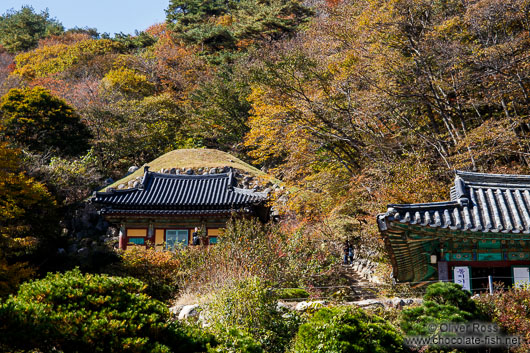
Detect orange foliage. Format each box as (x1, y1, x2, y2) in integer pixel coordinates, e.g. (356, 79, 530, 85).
(37, 33, 92, 48)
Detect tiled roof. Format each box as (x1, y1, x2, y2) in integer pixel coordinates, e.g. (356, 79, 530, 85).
(92, 167, 267, 214)
(378, 171, 530, 234)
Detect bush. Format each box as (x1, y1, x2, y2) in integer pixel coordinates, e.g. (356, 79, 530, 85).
(207, 276, 302, 353)
(176, 217, 334, 295)
(0, 268, 212, 352)
(400, 282, 480, 337)
(207, 328, 264, 353)
(423, 282, 478, 314)
(107, 246, 181, 301)
(475, 285, 530, 353)
(292, 306, 407, 353)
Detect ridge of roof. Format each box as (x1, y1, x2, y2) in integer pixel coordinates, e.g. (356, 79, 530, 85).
(146, 171, 232, 180)
(387, 200, 463, 211)
(456, 170, 530, 186)
(95, 168, 236, 197)
(233, 187, 268, 198)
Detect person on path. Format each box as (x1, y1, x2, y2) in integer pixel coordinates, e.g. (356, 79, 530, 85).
(343, 240, 351, 265)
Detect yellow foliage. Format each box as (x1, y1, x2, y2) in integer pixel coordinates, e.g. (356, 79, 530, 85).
(100, 66, 154, 98)
(216, 14, 234, 27)
(13, 39, 124, 79)
(0, 144, 56, 295)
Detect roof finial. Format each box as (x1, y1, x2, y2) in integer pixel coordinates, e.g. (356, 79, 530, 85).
(144, 165, 150, 173)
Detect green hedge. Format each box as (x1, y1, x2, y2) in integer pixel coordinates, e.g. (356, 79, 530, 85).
(0, 269, 212, 352)
(292, 306, 407, 353)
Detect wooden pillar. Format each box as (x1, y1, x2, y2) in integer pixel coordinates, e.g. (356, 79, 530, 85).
(118, 224, 126, 250)
(147, 222, 154, 246)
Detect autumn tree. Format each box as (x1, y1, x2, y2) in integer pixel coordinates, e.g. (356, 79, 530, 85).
(0, 143, 59, 296)
(85, 93, 190, 174)
(0, 87, 91, 157)
(0, 6, 63, 53)
(166, 0, 237, 52)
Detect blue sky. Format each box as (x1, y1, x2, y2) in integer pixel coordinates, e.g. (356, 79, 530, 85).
(1, 0, 170, 35)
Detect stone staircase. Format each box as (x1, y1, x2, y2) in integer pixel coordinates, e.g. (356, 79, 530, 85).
(337, 263, 380, 300)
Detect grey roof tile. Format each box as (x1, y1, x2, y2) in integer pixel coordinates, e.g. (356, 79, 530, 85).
(93, 168, 267, 213)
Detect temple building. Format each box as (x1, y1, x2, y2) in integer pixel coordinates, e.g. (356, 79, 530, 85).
(92, 166, 268, 250)
(377, 171, 530, 291)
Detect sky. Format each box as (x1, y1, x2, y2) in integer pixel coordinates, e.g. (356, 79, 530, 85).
(1, 0, 170, 35)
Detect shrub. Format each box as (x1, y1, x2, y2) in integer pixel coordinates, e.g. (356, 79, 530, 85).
(176, 217, 334, 295)
(0, 268, 212, 352)
(423, 282, 478, 314)
(400, 282, 480, 337)
(475, 286, 530, 353)
(107, 246, 181, 301)
(207, 276, 302, 353)
(292, 306, 407, 353)
(207, 328, 264, 353)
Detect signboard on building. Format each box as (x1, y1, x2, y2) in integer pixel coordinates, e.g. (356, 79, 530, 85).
(453, 266, 471, 291)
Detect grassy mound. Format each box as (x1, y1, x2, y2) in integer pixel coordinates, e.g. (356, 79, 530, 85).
(105, 148, 265, 190)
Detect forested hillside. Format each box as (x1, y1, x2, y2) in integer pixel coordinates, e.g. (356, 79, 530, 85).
(1, 0, 530, 352)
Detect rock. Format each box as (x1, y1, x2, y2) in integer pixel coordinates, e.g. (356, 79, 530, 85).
(222, 166, 230, 173)
(383, 298, 420, 309)
(127, 180, 135, 187)
(263, 188, 272, 194)
(277, 302, 290, 311)
(353, 299, 384, 308)
(128, 166, 139, 173)
(169, 305, 185, 316)
(178, 304, 200, 320)
(185, 169, 194, 175)
(412, 298, 423, 305)
(198, 168, 203, 173)
(68, 244, 78, 254)
(132, 181, 140, 188)
(175, 168, 181, 174)
(104, 178, 114, 186)
(209, 168, 217, 174)
(95, 218, 107, 232)
(295, 301, 326, 312)
(198, 310, 212, 328)
(77, 247, 89, 256)
(229, 159, 234, 163)
(390, 298, 406, 309)
(117, 184, 126, 190)
(170, 168, 177, 174)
